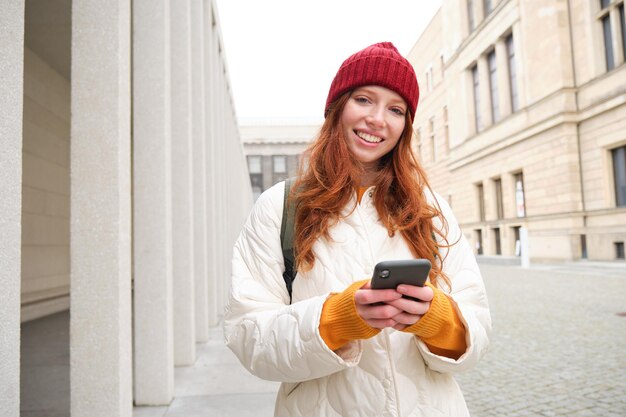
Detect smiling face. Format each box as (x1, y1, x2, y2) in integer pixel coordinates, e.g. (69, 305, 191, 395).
(340, 85, 407, 180)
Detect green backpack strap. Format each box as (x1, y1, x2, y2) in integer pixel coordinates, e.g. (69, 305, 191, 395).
(280, 177, 297, 303)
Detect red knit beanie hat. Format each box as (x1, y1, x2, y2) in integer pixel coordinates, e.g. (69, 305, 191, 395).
(324, 42, 419, 119)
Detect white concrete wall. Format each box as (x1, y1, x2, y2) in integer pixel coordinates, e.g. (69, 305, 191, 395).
(0, 3, 24, 416)
(21, 47, 71, 322)
(70, 0, 133, 416)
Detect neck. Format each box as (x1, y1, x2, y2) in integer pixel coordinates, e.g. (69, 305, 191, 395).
(359, 162, 380, 187)
(359, 173, 376, 187)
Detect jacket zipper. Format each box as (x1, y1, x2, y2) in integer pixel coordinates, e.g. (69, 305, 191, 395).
(360, 189, 403, 416)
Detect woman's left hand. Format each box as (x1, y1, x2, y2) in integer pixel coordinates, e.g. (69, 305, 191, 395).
(385, 284, 434, 331)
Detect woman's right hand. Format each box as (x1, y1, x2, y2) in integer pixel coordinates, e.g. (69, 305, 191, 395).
(354, 281, 404, 329)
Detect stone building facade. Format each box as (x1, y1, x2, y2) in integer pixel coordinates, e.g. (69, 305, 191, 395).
(408, 0, 626, 262)
(0, 1, 251, 416)
(240, 124, 320, 200)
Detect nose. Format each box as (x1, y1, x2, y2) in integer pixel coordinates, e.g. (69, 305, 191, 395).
(365, 106, 386, 129)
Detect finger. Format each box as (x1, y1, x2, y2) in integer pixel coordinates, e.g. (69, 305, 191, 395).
(363, 318, 398, 329)
(356, 303, 403, 320)
(392, 323, 408, 331)
(396, 284, 434, 302)
(360, 281, 372, 290)
(354, 288, 402, 306)
(392, 312, 420, 326)
(386, 298, 430, 316)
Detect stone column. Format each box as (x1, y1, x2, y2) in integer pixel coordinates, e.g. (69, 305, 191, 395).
(0, 3, 24, 417)
(483, 177, 495, 222)
(171, 0, 196, 366)
(464, 68, 478, 135)
(216, 69, 228, 317)
(191, 0, 209, 343)
(133, 0, 174, 405)
(511, 23, 526, 110)
(502, 172, 516, 219)
(477, 55, 492, 129)
(70, 1, 133, 416)
(204, 0, 220, 326)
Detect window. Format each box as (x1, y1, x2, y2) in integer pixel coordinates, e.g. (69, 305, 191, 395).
(616, 241, 625, 259)
(618, 3, 626, 60)
(472, 64, 482, 132)
(468, 0, 476, 32)
(272, 155, 288, 185)
(494, 177, 503, 219)
(248, 155, 261, 174)
(484, 0, 494, 15)
(514, 172, 526, 217)
(248, 155, 264, 198)
(487, 50, 499, 123)
(443, 106, 449, 154)
(598, 0, 626, 72)
(612, 145, 626, 206)
(602, 9, 615, 70)
(429, 118, 436, 162)
(506, 34, 519, 112)
(273, 155, 287, 174)
(477, 182, 486, 221)
(493, 227, 502, 255)
(475, 229, 483, 255)
(512, 226, 521, 256)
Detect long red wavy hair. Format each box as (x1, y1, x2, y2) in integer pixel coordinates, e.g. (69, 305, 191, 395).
(291, 91, 451, 288)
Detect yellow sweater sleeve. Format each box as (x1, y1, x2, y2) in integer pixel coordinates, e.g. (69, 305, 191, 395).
(402, 283, 467, 359)
(319, 279, 380, 351)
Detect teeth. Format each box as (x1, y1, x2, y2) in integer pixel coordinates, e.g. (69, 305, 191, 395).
(356, 131, 383, 143)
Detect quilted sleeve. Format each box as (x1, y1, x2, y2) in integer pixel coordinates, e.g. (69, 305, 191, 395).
(223, 182, 363, 383)
(415, 192, 492, 373)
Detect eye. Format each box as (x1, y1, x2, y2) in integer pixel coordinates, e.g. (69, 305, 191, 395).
(390, 107, 405, 116)
(354, 96, 371, 104)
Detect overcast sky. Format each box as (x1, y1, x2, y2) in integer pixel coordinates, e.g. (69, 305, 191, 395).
(215, 0, 442, 126)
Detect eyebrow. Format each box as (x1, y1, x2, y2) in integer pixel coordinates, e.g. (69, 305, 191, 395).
(355, 87, 407, 108)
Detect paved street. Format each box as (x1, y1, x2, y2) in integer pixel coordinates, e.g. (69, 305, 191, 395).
(456, 262, 626, 417)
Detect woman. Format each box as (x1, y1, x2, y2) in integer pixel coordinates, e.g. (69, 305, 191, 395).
(224, 42, 491, 417)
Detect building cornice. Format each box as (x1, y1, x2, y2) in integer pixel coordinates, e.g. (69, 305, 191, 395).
(448, 85, 626, 171)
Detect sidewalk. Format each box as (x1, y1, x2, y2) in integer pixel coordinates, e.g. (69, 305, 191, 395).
(477, 255, 626, 278)
(133, 327, 279, 417)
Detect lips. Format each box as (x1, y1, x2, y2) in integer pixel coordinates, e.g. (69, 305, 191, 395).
(355, 130, 383, 143)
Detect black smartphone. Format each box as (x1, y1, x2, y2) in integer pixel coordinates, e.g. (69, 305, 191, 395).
(370, 259, 431, 300)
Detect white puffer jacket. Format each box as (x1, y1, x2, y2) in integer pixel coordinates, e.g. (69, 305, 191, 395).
(224, 181, 491, 417)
